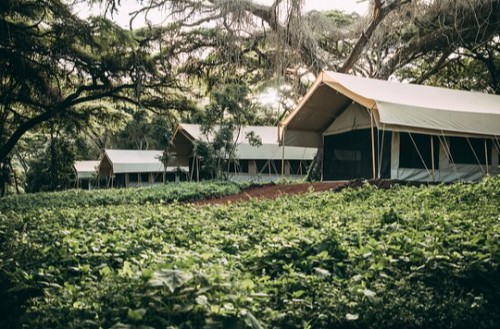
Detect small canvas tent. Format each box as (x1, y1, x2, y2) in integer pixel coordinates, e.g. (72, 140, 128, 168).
(280, 72, 500, 182)
(73, 161, 99, 189)
(171, 124, 317, 182)
(98, 149, 188, 187)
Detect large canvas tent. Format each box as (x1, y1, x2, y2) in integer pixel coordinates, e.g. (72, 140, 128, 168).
(97, 149, 188, 188)
(280, 72, 500, 182)
(171, 124, 317, 181)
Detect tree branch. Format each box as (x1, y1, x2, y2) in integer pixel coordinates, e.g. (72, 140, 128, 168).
(339, 0, 411, 74)
(413, 49, 454, 84)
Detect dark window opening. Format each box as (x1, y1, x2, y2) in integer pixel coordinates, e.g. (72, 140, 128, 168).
(256, 160, 269, 173)
(140, 173, 150, 183)
(399, 133, 439, 170)
(289, 160, 311, 175)
(166, 172, 177, 182)
(115, 174, 126, 188)
(449, 137, 491, 165)
(256, 160, 281, 175)
(154, 173, 164, 183)
(323, 129, 391, 180)
(129, 173, 139, 183)
(270, 160, 281, 174)
(227, 160, 249, 173)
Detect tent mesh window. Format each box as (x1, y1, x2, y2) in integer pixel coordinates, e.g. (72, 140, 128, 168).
(140, 173, 150, 183)
(227, 160, 249, 174)
(129, 173, 139, 183)
(166, 172, 177, 182)
(323, 129, 391, 180)
(256, 160, 281, 175)
(154, 172, 163, 183)
(271, 160, 282, 174)
(256, 160, 270, 174)
(115, 174, 126, 187)
(399, 133, 439, 170)
(289, 160, 310, 175)
(449, 137, 491, 165)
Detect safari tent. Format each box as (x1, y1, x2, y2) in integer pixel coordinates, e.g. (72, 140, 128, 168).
(279, 72, 500, 182)
(73, 160, 99, 189)
(171, 124, 317, 181)
(97, 149, 188, 188)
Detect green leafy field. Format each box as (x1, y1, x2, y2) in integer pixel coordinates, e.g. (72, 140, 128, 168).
(0, 181, 244, 212)
(1, 178, 499, 329)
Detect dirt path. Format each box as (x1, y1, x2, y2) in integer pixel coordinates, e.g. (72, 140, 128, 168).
(192, 181, 346, 206)
(191, 179, 435, 206)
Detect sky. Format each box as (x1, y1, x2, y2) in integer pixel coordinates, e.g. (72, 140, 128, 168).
(77, 0, 369, 29)
(259, 0, 369, 14)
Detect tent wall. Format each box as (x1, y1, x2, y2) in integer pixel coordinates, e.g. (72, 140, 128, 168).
(189, 156, 311, 182)
(391, 132, 438, 181)
(322, 129, 391, 181)
(317, 102, 498, 182)
(98, 156, 113, 177)
(391, 133, 498, 182)
(170, 132, 193, 168)
(324, 103, 371, 135)
(438, 136, 498, 182)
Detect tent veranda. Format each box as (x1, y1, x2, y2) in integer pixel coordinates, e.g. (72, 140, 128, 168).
(279, 72, 500, 182)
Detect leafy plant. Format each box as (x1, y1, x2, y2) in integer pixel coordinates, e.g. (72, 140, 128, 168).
(1, 176, 499, 328)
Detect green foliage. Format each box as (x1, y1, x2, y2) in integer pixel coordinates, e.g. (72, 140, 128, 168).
(192, 82, 261, 180)
(0, 181, 244, 212)
(26, 136, 76, 192)
(113, 110, 174, 151)
(193, 140, 219, 180)
(0, 0, 190, 172)
(1, 177, 500, 328)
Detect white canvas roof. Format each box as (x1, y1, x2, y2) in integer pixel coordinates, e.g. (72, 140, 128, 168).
(103, 149, 188, 174)
(178, 124, 279, 145)
(74, 161, 99, 179)
(280, 72, 500, 147)
(177, 124, 317, 160)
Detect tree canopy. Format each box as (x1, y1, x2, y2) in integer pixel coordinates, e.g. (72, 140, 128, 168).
(0, 0, 189, 165)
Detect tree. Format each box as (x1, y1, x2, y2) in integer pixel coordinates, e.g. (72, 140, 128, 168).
(120, 0, 499, 87)
(191, 83, 253, 180)
(25, 135, 75, 192)
(366, 0, 500, 87)
(0, 0, 189, 194)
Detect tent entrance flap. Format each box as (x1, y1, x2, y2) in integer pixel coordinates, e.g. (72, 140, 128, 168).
(323, 129, 391, 181)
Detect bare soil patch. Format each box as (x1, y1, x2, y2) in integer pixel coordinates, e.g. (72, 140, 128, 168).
(191, 179, 438, 206)
(192, 181, 345, 205)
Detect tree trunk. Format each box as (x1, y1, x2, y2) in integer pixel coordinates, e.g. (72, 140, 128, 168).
(50, 126, 57, 191)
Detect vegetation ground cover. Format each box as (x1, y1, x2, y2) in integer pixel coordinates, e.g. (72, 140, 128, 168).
(1, 177, 499, 328)
(0, 181, 245, 212)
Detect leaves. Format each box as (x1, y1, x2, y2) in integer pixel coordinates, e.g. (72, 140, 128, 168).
(148, 269, 193, 292)
(0, 176, 499, 328)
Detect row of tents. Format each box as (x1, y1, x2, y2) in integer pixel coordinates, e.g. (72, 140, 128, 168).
(75, 72, 500, 188)
(73, 125, 317, 189)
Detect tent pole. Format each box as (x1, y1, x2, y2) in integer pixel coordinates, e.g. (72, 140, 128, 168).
(370, 110, 376, 179)
(197, 156, 200, 182)
(431, 136, 436, 182)
(485, 139, 489, 174)
(190, 157, 194, 182)
(281, 126, 286, 178)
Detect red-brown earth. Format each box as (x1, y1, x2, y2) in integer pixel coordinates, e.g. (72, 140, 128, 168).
(191, 179, 434, 206)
